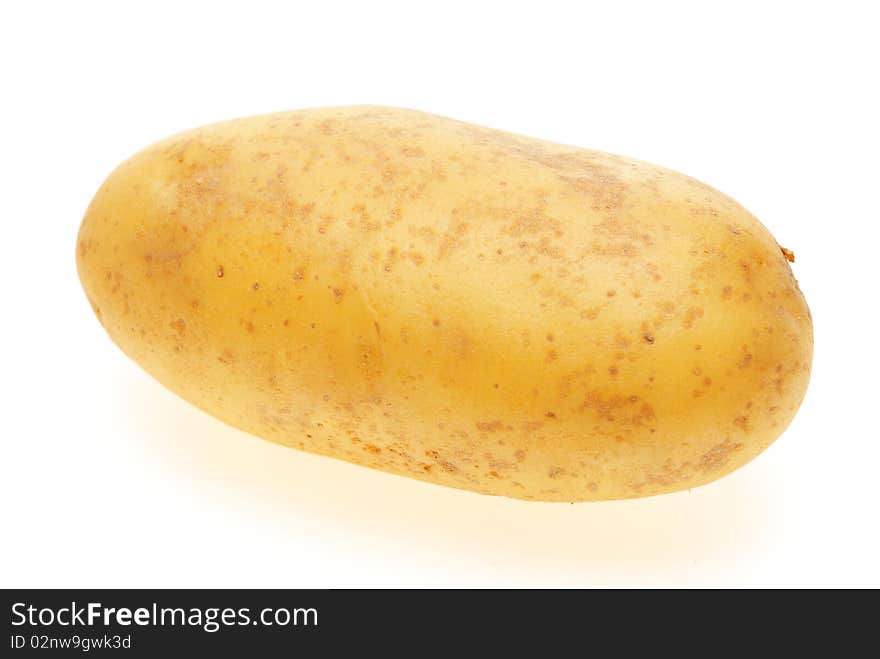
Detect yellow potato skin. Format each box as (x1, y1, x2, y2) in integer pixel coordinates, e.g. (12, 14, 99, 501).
(76, 106, 812, 501)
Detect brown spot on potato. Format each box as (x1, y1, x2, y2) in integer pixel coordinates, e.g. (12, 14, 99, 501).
(580, 392, 655, 425)
(438, 216, 470, 258)
(699, 439, 744, 472)
(476, 420, 506, 432)
(548, 466, 565, 479)
(683, 306, 704, 329)
(216, 265, 224, 278)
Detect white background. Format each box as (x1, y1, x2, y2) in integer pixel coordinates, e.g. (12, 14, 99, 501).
(2, 1, 878, 588)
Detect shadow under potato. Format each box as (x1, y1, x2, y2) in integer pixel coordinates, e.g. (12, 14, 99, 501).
(114, 366, 781, 586)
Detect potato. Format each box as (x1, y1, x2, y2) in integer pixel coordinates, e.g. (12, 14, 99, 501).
(76, 106, 812, 501)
